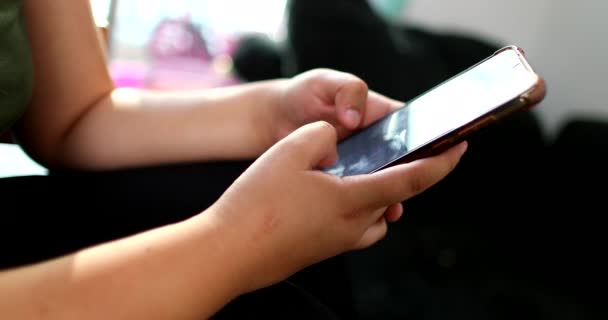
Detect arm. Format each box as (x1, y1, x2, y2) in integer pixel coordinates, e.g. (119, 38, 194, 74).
(0, 212, 249, 320)
(0, 122, 467, 319)
(15, 0, 283, 170)
(17, 0, 401, 171)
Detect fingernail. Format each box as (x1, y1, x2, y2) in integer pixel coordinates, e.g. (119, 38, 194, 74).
(345, 108, 361, 127)
(458, 141, 468, 155)
(392, 100, 406, 108)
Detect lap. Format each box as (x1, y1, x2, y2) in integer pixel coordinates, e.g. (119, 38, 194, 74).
(0, 159, 349, 318)
(0, 160, 251, 268)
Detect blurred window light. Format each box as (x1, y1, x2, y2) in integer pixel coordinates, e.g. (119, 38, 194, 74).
(91, 0, 111, 28)
(110, 0, 287, 46)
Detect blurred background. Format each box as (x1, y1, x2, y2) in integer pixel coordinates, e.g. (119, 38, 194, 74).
(92, 0, 287, 90)
(91, 0, 608, 142)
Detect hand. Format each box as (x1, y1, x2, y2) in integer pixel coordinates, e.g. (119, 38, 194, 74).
(208, 121, 467, 293)
(272, 68, 403, 142)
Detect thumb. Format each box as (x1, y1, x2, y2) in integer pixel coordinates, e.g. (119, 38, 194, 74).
(276, 121, 339, 169)
(313, 70, 369, 130)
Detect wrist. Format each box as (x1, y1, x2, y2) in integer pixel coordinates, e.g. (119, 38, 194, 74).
(260, 79, 291, 147)
(198, 200, 290, 295)
(186, 207, 260, 297)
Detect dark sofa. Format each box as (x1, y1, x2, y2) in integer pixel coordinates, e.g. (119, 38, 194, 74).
(232, 1, 608, 319)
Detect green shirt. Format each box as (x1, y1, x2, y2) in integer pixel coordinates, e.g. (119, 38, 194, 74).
(0, 0, 33, 134)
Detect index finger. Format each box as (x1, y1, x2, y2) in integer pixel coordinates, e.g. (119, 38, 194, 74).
(343, 142, 468, 209)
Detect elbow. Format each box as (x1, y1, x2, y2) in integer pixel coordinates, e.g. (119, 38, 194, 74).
(10, 126, 78, 172)
(11, 97, 113, 171)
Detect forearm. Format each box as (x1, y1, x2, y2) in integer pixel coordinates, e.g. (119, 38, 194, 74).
(0, 212, 249, 320)
(18, 0, 288, 170)
(21, 80, 286, 170)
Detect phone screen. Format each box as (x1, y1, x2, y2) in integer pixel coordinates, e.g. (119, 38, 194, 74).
(324, 48, 539, 177)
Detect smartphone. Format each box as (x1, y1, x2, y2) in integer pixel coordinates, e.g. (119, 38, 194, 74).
(324, 45, 546, 177)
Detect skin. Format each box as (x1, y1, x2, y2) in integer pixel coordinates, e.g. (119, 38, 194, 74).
(0, 0, 468, 319)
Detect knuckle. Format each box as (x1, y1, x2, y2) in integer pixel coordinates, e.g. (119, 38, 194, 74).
(313, 67, 331, 74)
(380, 223, 388, 239)
(433, 153, 460, 181)
(376, 221, 388, 241)
(338, 228, 360, 251)
(449, 152, 463, 171)
(315, 120, 338, 139)
(281, 136, 305, 156)
(307, 68, 333, 82)
(349, 78, 369, 95)
(316, 119, 333, 130)
(356, 241, 371, 250)
(404, 170, 432, 196)
(357, 222, 388, 250)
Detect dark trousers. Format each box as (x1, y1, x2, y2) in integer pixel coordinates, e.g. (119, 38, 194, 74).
(0, 160, 345, 319)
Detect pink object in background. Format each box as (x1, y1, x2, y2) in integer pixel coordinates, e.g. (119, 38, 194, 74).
(144, 15, 240, 90)
(109, 14, 241, 90)
(110, 60, 147, 88)
(104, 0, 287, 91)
